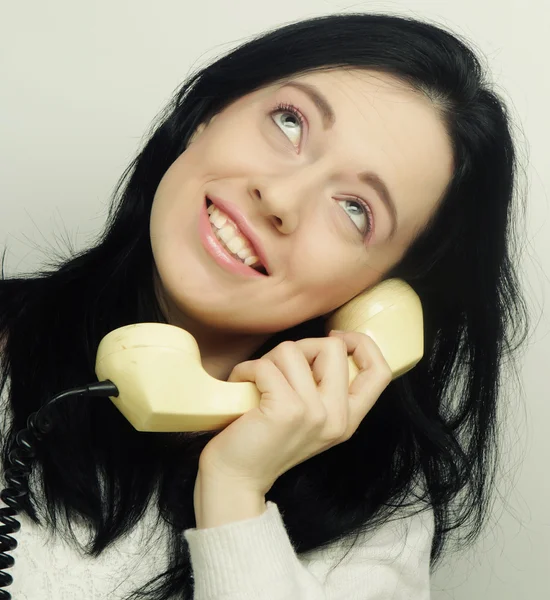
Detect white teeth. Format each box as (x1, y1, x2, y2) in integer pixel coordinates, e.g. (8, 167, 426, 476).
(213, 213, 228, 229)
(213, 228, 260, 267)
(207, 202, 263, 269)
(237, 246, 252, 259)
(226, 236, 246, 253)
(217, 224, 235, 243)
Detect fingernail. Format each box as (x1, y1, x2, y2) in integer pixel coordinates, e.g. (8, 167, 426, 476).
(329, 329, 345, 334)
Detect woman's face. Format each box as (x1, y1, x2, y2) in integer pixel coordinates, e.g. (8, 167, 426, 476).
(150, 69, 453, 334)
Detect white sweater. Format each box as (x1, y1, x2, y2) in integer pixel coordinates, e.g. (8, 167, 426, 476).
(0, 385, 434, 600)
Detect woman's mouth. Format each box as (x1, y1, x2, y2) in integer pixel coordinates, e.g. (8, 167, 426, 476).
(199, 198, 268, 278)
(206, 198, 268, 275)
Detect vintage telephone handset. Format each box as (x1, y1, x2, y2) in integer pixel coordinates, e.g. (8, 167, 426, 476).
(0, 278, 423, 597)
(95, 278, 423, 431)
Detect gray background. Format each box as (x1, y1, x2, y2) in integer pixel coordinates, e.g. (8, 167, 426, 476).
(1, 1, 548, 597)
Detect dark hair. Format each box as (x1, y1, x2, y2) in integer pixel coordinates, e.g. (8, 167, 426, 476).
(0, 12, 529, 600)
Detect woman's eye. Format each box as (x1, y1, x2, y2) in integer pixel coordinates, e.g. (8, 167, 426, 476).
(337, 198, 374, 238)
(271, 103, 305, 147)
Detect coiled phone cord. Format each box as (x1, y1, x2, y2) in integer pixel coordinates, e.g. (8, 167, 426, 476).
(0, 381, 119, 599)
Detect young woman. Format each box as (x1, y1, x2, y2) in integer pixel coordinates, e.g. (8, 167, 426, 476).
(0, 12, 528, 600)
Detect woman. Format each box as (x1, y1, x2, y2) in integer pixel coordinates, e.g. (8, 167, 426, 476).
(0, 12, 528, 600)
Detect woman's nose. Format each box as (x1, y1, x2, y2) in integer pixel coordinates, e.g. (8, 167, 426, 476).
(248, 158, 338, 234)
(249, 167, 324, 234)
(249, 185, 301, 234)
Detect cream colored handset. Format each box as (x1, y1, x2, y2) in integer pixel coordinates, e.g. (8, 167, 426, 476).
(95, 279, 423, 432)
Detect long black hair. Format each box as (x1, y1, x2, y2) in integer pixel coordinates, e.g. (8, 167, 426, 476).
(0, 12, 529, 600)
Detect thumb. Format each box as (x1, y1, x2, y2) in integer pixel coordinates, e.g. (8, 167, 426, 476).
(227, 360, 255, 383)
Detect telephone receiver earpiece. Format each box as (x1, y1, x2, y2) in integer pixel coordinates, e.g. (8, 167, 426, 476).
(95, 278, 424, 432)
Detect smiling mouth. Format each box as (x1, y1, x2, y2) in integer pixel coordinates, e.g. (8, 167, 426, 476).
(205, 198, 268, 275)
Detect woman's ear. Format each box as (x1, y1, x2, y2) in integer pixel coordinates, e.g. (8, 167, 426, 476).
(186, 115, 216, 148)
(186, 123, 206, 147)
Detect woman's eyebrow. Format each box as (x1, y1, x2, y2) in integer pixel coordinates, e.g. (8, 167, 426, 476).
(282, 81, 336, 130)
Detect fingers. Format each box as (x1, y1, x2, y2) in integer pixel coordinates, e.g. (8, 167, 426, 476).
(292, 336, 350, 398)
(270, 338, 351, 437)
(228, 359, 294, 416)
(261, 342, 320, 404)
(228, 339, 348, 417)
(228, 332, 392, 439)
(329, 330, 392, 429)
(227, 358, 287, 391)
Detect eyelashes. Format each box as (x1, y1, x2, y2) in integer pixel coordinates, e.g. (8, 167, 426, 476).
(270, 102, 306, 131)
(268, 101, 374, 240)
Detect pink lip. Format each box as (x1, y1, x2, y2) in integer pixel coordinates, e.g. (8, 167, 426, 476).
(206, 194, 271, 275)
(199, 199, 267, 279)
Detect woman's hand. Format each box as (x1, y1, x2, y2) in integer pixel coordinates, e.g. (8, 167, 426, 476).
(197, 330, 392, 497)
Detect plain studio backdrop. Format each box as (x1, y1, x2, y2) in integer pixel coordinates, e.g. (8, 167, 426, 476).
(1, 1, 548, 598)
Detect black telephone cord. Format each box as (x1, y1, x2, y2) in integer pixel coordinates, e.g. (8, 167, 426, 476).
(0, 381, 119, 599)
